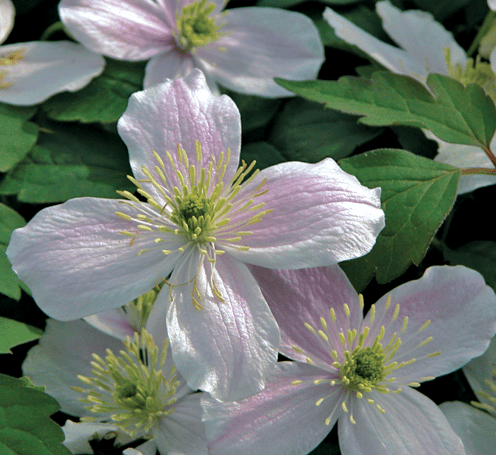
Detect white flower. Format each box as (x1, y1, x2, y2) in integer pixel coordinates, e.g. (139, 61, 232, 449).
(0, 0, 104, 105)
(324, 1, 496, 194)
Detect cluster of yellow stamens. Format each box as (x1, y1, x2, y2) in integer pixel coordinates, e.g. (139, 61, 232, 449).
(120, 288, 159, 332)
(0, 48, 24, 88)
(471, 369, 496, 416)
(74, 330, 178, 437)
(115, 141, 271, 309)
(291, 296, 440, 426)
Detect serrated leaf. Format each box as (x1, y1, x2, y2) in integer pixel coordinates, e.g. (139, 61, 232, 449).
(0, 123, 134, 203)
(444, 241, 496, 291)
(0, 104, 38, 172)
(0, 374, 71, 455)
(270, 98, 381, 162)
(339, 149, 460, 290)
(42, 59, 145, 123)
(0, 204, 26, 300)
(277, 72, 496, 150)
(0, 317, 43, 354)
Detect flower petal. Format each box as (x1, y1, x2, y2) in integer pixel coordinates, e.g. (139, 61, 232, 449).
(440, 401, 496, 455)
(22, 319, 123, 417)
(0, 0, 15, 44)
(59, 0, 173, 60)
(375, 1, 466, 74)
(0, 41, 104, 106)
(489, 0, 496, 11)
(163, 252, 280, 401)
(203, 362, 341, 455)
(463, 333, 496, 410)
(83, 307, 136, 340)
(143, 49, 194, 88)
(248, 265, 361, 369)
(363, 266, 496, 383)
(117, 68, 241, 201)
(6, 197, 183, 320)
(153, 393, 208, 455)
(224, 158, 384, 269)
(340, 387, 464, 455)
(196, 7, 324, 97)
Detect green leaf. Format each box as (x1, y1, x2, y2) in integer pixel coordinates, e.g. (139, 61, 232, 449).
(270, 98, 381, 162)
(0, 123, 134, 203)
(0, 317, 43, 354)
(241, 142, 287, 170)
(277, 72, 496, 150)
(0, 204, 26, 300)
(0, 374, 71, 455)
(412, 0, 473, 21)
(42, 59, 145, 123)
(0, 104, 38, 172)
(257, 0, 363, 6)
(339, 149, 461, 290)
(444, 241, 496, 292)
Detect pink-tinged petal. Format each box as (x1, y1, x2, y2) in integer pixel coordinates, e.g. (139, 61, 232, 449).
(164, 252, 280, 401)
(117, 69, 241, 200)
(6, 197, 183, 320)
(339, 388, 464, 455)
(376, 1, 466, 75)
(248, 265, 361, 368)
(196, 7, 324, 97)
(143, 49, 194, 88)
(63, 421, 157, 455)
(224, 159, 384, 269)
(153, 393, 208, 455)
(84, 307, 135, 340)
(463, 334, 496, 409)
(363, 266, 496, 384)
(22, 319, 123, 417)
(440, 401, 496, 455)
(204, 362, 342, 455)
(0, 0, 14, 44)
(59, 0, 173, 60)
(0, 41, 104, 106)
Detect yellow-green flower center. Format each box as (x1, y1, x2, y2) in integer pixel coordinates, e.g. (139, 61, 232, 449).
(445, 48, 496, 102)
(176, 0, 225, 53)
(75, 330, 178, 437)
(341, 346, 386, 390)
(121, 288, 158, 332)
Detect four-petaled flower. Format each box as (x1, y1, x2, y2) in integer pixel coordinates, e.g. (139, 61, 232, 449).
(7, 68, 385, 402)
(324, 0, 496, 195)
(59, 0, 324, 96)
(203, 265, 496, 455)
(0, 0, 104, 105)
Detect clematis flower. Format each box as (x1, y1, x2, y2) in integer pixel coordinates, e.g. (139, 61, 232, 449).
(324, 1, 496, 194)
(203, 265, 496, 455)
(58, 0, 324, 97)
(0, 0, 104, 105)
(23, 303, 210, 454)
(7, 69, 384, 402)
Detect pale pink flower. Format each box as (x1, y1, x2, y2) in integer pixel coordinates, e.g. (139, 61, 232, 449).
(58, 0, 324, 96)
(0, 0, 104, 105)
(203, 265, 496, 455)
(324, 1, 496, 195)
(7, 69, 384, 401)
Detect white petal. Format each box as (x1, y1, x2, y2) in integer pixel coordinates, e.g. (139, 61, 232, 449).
(224, 158, 384, 269)
(153, 393, 208, 455)
(197, 7, 324, 97)
(363, 266, 496, 384)
(0, 41, 105, 105)
(203, 362, 341, 455)
(0, 0, 14, 44)
(22, 319, 123, 417)
(339, 388, 464, 455)
(143, 50, 194, 88)
(248, 265, 361, 369)
(117, 68, 241, 201)
(440, 401, 496, 455)
(489, 0, 496, 11)
(376, 1, 466, 75)
(6, 197, 183, 320)
(164, 252, 280, 401)
(83, 307, 136, 340)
